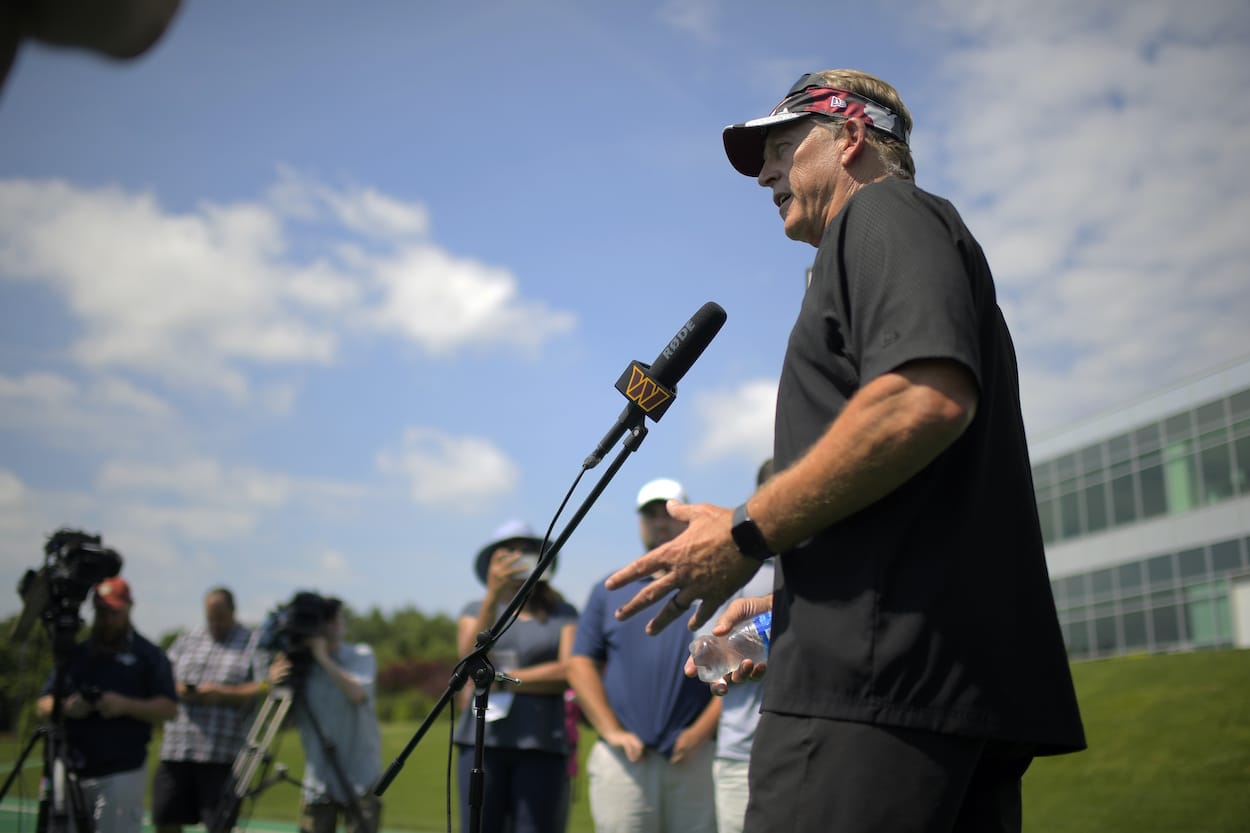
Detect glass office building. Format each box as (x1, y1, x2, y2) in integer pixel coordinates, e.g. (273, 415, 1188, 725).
(1031, 357, 1250, 660)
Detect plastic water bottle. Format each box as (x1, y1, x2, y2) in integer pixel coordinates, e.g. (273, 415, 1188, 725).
(688, 612, 772, 683)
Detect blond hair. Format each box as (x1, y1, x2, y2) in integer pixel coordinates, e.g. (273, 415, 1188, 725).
(809, 69, 915, 181)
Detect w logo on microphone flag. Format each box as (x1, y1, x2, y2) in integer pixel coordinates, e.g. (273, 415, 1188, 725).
(616, 362, 675, 418)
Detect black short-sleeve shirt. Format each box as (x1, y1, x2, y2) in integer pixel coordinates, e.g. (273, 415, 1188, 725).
(768, 178, 1085, 754)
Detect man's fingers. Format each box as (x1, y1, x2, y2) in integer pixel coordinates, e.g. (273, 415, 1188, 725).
(643, 594, 690, 635)
(612, 573, 677, 621)
(605, 552, 662, 591)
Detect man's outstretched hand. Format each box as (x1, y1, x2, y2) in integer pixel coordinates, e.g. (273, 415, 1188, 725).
(605, 500, 761, 634)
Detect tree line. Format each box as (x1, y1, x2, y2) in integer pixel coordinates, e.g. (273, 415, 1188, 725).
(0, 603, 462, 734)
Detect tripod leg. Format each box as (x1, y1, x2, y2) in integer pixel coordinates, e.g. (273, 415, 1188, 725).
(210, 688, 296, 833)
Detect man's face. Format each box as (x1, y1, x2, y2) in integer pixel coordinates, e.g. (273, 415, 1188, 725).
(638, 500, 687, 550)
(205, 593, 235, 642)
(92, 604, 130, 644)
(758, 119, 844, 246)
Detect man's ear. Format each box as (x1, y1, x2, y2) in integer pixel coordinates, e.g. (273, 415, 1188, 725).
(839, 118, 870, 167)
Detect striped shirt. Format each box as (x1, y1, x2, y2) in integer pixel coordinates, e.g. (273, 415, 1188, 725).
(160, 623, 264, 763)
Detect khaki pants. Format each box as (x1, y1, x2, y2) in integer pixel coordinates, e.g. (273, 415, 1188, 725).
(713, 757, 751, 833)
(586, 739, 715, 833)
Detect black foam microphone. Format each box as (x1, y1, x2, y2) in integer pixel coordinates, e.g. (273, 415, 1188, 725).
(584, 301, 728, 468)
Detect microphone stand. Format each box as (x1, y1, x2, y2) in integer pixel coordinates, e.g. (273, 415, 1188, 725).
(373, 421, 649, 833)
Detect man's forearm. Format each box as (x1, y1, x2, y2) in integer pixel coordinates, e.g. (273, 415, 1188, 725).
(683, 696, 722, 745)
(751, 360, 977, 551)
(566, 657, 623, 737)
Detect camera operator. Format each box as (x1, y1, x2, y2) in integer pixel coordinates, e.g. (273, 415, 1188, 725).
(268, 595, 382, 833)
(153, 587, 266, 833)
(35, 577, 178, 833)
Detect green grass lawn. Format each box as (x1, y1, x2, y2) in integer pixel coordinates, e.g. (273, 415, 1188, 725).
(3, 649, 1248, 832)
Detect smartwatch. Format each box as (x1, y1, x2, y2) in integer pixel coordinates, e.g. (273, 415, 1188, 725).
(731, 502, 773, 562)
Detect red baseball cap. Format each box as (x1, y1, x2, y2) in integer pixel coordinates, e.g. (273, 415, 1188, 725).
(93, 577, 133, 610)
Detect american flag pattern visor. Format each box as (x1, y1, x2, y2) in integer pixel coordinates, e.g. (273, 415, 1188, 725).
(723, 74, 909, 177)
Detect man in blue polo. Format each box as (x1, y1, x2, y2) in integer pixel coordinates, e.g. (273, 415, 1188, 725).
(568, 478, 719, 833)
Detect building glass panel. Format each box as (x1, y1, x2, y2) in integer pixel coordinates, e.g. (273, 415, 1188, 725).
(1083, 481, 1109, 533)
(1094, 617, 1118, 654)
(1199, 441, 1235, 504)
(1195, 399, 1227, 432)
(1146, 553, 1175, 586)
(1177, 547, 1207, 579)
(1139, 462, 1167, 518)
(1211, 539, 1243, 574)
(1163, 441, 1199, 513)
(1117, 561, 1143, 593)
(1234, 434, 1250, 496)
(1111, 472, 1137, 525)
(1060, 490, 1081, 538)
(1151, 605, 1181, 647)
(1090, 568, 1114, 599)
(1107, 432, 1133, 463)
(1067, 620, 1090, 657)
(1056, 452, 1079, 481)
(1230, 388, 1250, 419)
(1064, 574, 1088, 604)
(1135, 423, 1162, 454)
(1164, 412, 1193, 443)
(1080, 443, 1104, 475)
(1122, 610, 1148, 650)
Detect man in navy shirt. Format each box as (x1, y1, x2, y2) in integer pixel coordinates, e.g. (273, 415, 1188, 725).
(568, 478, 719, 833)
(37, 576, 178, 833)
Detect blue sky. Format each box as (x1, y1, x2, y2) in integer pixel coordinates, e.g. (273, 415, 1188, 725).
(2, 0, 1249, 638)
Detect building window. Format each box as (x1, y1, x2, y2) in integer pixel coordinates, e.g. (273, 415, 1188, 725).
(1211, 539, 1244, 574)
(1091, 568, 1115, 599)
(1151, 605, 1182, 647)
(1117, 561, 1143, 593)
(1163, 440, 1199, 513)
(1111, 471, 1137, 526)
(1139, 458, 1168, 519)
(1199, 439, 1235, 504)
(1083, 480, 1109, 533)
(1146, 553, 1175, 586)
(1177, 547, 1208, 580)
(1060, 490, 1082, 538)
(1122, 610, 1148, 650)
(1094, 616, 1118, 654)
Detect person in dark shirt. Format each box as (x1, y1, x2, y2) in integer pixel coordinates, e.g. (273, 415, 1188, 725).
(607, 70, 1085, 833)
(37, 576, 178, 833)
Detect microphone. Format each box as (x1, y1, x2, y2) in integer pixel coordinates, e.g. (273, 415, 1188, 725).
(584, 301, 727, 468)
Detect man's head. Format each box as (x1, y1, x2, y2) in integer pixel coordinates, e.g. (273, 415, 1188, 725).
(91, 576, 133, 645)
(205, 587, 237, 642)
(723, 70, 914, 246)
(636, 478, 689, 550)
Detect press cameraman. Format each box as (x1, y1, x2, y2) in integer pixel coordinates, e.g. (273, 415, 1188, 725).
(268, 594, 382, 833)
(35, 577, 178, 833)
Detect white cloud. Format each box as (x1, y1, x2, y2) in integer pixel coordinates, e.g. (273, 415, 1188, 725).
(921, 0, 1250, 432)
(0, 172, 576, 399)
(690, 379, 777, 464)
(0, 371, 176, 453)
(376, 426, 520, 507)
(367, 245, 577, 355)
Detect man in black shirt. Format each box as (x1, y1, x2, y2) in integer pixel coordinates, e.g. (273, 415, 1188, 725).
(607, 69, 1085, 832)
(37, 576, 178, 833)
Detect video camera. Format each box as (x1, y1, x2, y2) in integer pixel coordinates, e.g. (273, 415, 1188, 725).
(11, 528, 123, 646)
(258, 590, 334, 660)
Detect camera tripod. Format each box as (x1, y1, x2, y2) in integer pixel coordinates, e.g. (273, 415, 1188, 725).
(0, 664, 95, 833)
(210, 674, 365, 833)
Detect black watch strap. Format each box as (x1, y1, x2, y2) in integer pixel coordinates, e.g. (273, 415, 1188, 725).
(731, 502, 773, 561)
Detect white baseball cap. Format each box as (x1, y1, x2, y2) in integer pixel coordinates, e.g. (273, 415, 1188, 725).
(636, 478, 687, 511)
